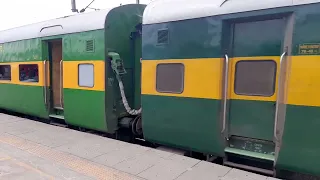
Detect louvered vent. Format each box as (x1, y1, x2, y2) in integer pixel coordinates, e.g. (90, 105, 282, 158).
(157, 29, 169, 45)
(85, 40, 94, 52)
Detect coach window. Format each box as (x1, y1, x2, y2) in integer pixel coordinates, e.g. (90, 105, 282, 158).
(0, 65, 11, 81)
(19, 64, 39, 82)
(78, 63, 94, 88)
(234, 60, 276, 96)
(156, 63, 184, 93)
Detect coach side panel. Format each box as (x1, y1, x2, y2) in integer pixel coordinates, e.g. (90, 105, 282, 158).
(141, 17, 225, 155)
(276, 3, 320, 177)
(0, 39, 47, 118)
(62, 30, 107, 132)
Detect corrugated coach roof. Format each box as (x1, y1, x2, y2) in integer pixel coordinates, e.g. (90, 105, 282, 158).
(142, 0, 320, 25)
(0, 8, 111, 43)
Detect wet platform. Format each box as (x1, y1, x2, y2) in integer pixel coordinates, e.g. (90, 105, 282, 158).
(0, 113, 280, 180)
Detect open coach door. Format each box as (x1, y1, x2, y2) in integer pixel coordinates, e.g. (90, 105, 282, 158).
(42, 37, 65, 123)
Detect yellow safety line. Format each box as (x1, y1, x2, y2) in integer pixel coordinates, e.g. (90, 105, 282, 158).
(13, 160, 55, 180)
(0, 153, 54, 179)
(0, 156, 11, 161)
(0, 134, 141, 180)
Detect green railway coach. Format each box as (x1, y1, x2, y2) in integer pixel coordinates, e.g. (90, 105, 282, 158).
(141, 0, 320, 179)
(0, 4, 145, 134)
(1, 0, 320, 179)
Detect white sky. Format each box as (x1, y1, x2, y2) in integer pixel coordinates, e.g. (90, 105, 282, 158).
(0, 0, 151, 31)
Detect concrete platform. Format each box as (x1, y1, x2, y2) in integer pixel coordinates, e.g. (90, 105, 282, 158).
(0, 113, 280, 180)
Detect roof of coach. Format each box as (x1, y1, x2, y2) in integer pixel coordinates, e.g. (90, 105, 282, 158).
(0, 8, 111, 43)
(143, 0, 320, 25)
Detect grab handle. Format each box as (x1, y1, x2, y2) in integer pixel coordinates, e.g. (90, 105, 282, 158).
(221, 54, 229, 134)
(43, 60, 47, 106)
(60, 60, 63, 107)
(274, 52, 286, 141)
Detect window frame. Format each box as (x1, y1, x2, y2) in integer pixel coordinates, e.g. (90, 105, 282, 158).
(156, 63, 185, 94)
(234, 60, 277, 97)
(0, 64, 11, 81)
(78, 63, 95, 88)
(18, 64, 39, 83)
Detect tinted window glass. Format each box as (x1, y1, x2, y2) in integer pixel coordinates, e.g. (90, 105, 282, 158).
(0, 65, 11, 81)
(156, 63, 184, 93)
(234, 60, 276, 96)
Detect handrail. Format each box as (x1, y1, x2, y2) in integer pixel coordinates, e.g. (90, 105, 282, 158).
(221, 54, 229, 134)
(43, 60, 47, 106)
(60, 60, 63, 107)
(274, 52, 286, 141)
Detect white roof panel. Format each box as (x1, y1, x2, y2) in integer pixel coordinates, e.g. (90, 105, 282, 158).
(0, 8, 111, 43)
(143, 0, 320, 25)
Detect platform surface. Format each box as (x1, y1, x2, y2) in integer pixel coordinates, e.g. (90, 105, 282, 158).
(0, 113, 280, 180)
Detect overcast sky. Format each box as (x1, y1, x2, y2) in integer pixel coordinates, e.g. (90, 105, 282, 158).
(0, 0, 151, 31)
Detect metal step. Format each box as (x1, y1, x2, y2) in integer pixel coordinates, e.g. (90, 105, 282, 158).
(52, 107, 64, 117)
(50, 122, 68, 128)
(225, 147, 275, 162)
(54, 107, 64, 110)
(224, 147, 275, 176)
(224, 161, 274, 176)
(49, 114, 67, 128)
(49, 114, 65, 120)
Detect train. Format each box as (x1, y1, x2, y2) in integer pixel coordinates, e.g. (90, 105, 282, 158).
(0, 0, 320, 179)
